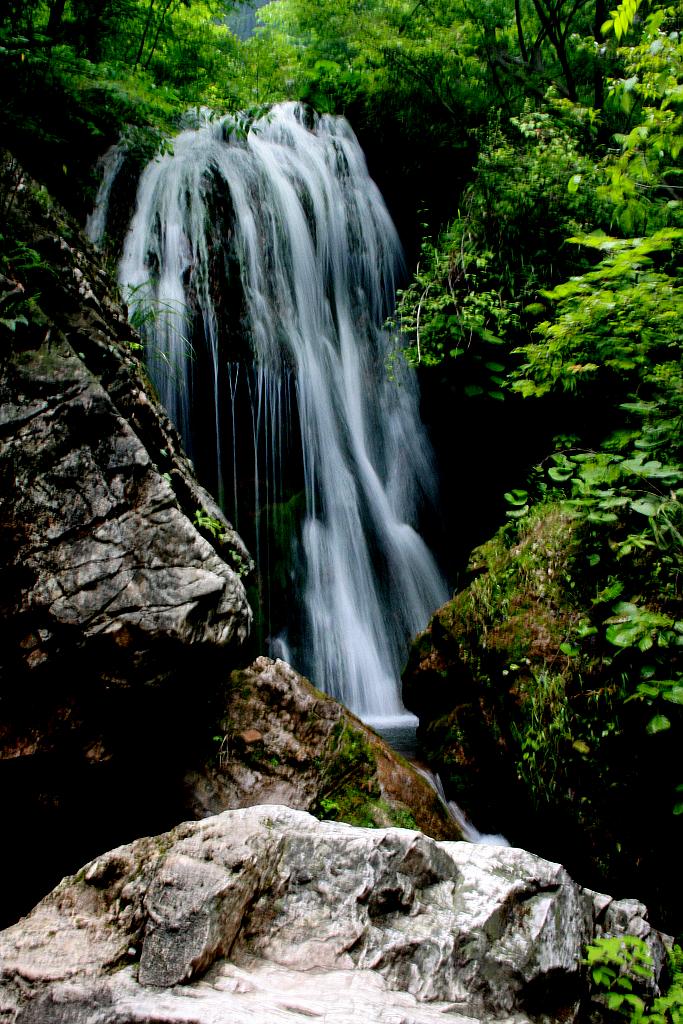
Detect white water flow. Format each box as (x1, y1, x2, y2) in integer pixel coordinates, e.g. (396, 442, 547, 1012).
(119, 102, 448, 727)
(415, 768, 510, 847)
(85, 143, 126, 247)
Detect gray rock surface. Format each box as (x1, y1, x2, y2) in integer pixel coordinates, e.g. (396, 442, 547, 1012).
(3, 331, 249, 650)
(0, 160, 253, 925)
(0, 805, 669, 1024)
(0, 166, 252, 760)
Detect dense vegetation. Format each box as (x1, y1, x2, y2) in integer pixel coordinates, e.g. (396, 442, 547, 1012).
(395, 0, 682, 876)
(1, 0, 681, 960)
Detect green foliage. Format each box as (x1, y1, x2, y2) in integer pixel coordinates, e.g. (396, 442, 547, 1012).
(602, 0, 644, 42)
(600, 9, 683, 234)
(0, 0, 246, 210)
(474, 13, 683, 836)
(512, 230, 683, 398)
(194, 508, 226, 539)
(126, 282, 192, 337)
(586, 935, 683, 1023)
(194, 508, 249, 576)
(255, 0, 494, 119)
(396, 4, 683, 404)
(511, 669, 572, 803)
(254, 0, 610, 135)
(395, 101, 606, 384)
(386, 804, 419, 830)
(0, 229, 49, 338)
(504, 488, 530, 518)
(510, 416, 682, 798)
(312, 720, 381, 827)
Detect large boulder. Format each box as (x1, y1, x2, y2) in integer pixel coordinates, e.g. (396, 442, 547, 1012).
(402, 505, 580, 838)
(0, 157, 253, 924)
(0, 805, 670, 1024)
(185, 656, 461, 840)
(402, 502, 683, 935)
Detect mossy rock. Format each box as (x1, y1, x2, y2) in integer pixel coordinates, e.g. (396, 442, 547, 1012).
(185, 657, 463, 843)
(402, 500, 683, 933)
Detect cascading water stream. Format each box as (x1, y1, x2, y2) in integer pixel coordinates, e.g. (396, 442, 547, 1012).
(414, 768, 510, 847)
(116, 102, 448, 727)
(85, 143, 126, 248)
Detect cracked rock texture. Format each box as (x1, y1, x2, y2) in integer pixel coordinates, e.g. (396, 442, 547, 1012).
(0, 805, 669, 1024)
(0, 162, 253, 924)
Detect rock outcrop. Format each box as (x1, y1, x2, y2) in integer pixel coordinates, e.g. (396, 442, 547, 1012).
(402, 505, 580, 839)
(185, 656, 461, 840)
(0, 161, 252, 738)
(401, 503, 683, 935)
(0, 805, 670, 1024)
(0, 158, 253, 924)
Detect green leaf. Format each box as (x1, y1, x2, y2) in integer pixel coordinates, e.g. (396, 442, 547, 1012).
(636, 683, 660, 698)
(593, 580, 624, 604)
(606, 624, 640, 647)
(480, 329, 505, 345)
(599, 495, 629, 509)
(647, 715, 671, 734)
(504, 489, 529, 506)
(587, 511, 618, 523)
(549, 466, 574, 482)
(506, 505, 529, 519)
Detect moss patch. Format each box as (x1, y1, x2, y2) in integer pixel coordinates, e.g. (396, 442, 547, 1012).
(312, 720, 381, 827)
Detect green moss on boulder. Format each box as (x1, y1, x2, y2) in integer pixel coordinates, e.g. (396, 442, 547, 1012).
(403, 500, 682, 933)
(185, 656, 462, 841)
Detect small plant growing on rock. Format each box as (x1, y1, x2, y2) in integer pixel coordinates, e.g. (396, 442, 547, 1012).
(194, 508, 225, 539)
(194, 509, 249, 577)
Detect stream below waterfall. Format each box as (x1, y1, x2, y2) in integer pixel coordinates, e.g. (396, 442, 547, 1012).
(92, 101, 448, 732)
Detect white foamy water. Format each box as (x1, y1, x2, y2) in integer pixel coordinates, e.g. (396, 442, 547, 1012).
(118, 102, 448, 723)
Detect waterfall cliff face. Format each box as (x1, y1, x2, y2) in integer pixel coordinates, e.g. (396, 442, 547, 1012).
(118, 102, 447, 726)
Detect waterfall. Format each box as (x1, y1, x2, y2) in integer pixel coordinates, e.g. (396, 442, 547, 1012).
(118, 102, 448, 727)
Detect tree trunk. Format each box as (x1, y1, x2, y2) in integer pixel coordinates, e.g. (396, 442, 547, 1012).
(46, 0, 67, 40)
(514, 0, 530, 64)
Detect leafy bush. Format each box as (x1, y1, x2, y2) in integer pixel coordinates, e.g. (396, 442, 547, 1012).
(586, 935, 683, 1023)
